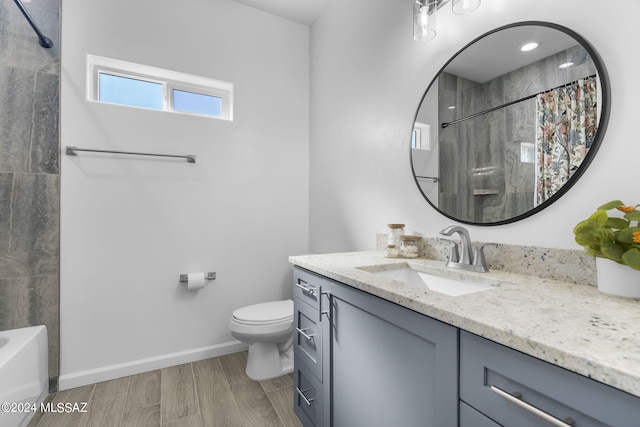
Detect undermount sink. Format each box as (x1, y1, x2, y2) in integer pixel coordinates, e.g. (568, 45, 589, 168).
(367, 266, 493, 296)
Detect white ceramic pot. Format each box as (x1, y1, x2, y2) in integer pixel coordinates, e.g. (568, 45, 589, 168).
(596, 257, 640, 299)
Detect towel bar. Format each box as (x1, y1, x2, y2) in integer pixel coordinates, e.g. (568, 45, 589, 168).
(65, 146, 196, 163)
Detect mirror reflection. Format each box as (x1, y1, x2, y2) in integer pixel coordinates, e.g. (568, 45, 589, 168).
(412, 23, 608, 225)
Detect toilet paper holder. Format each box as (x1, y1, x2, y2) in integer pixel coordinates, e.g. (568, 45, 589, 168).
(179, 272, 216, 283)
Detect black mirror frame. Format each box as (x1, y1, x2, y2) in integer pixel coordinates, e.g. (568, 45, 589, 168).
(410, 21, 611, 226)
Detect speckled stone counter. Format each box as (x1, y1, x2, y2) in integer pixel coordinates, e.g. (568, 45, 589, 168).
(289, 251, 640, 398)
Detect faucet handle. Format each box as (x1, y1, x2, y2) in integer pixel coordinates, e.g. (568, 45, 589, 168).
(472, 243, 497, 269)
(440, 238, 460, 263)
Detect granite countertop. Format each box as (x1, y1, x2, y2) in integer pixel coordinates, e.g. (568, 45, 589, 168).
(289, 251, 640, 398)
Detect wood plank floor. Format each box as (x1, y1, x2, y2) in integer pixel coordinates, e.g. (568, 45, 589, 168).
(31, 351, 302, 427)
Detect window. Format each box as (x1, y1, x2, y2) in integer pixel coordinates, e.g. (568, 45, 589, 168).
(520, 142, 534, 163)
(412, 122, 431, 150)
(87, 55, 233, 120)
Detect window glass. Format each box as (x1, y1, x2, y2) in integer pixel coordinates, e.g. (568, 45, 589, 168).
(89, 55, 233, 120)
(172, 90, 222, 116)
(98, 73, 163, 110)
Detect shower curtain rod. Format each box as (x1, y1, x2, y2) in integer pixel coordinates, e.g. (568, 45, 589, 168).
(440, 74, 597, 129)
(13, 0, 53, 48)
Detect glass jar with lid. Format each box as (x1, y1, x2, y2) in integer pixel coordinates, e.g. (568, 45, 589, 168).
(384, 245, 399, 258)
(399, 235, 420, 258)
(387, 224, 405, 248)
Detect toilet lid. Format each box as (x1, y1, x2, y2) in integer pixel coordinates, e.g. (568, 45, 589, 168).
(232, 300, 293, 325)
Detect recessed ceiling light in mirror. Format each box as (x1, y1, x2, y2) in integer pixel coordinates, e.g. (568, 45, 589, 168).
(559, 62, 574, 69)
(519, 42, 540, 52)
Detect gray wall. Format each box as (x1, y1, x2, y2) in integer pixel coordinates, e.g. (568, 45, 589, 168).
(0, 0, 60, 389)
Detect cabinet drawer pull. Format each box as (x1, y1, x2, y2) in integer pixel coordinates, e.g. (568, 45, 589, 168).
(490, 385, 575, 427)
(296, 327, 317, 340)
(296, 387, 316, 406)
(295, 280, 317, 296)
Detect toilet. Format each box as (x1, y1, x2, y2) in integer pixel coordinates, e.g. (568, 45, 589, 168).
(229, 299, 294, 381)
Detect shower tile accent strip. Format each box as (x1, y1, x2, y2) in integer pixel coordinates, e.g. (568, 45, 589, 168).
(376, 233, 597, 286)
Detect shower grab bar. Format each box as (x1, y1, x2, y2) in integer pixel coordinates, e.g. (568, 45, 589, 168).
(65, 146, 196, 164)
(13, 0, 53, 48)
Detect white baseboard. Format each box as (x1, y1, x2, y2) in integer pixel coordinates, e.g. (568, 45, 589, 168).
(58, 340, 248, 391)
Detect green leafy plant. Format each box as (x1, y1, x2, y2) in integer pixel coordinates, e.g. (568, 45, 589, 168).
(573, 200, 640, 270)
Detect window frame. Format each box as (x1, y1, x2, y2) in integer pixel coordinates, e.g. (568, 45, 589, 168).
(87, 54, 233, 121)
(412, 122, 431, 150)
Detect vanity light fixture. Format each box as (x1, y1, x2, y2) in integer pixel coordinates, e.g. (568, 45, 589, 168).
(413, 0, 437, 42)
(413, 0, 481, 43)
(452, 0, 481, 14)
(519, 42, 539, 52)
(558, 62, 574, 69)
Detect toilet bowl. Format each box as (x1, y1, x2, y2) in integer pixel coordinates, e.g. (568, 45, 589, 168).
(229, 299, 294, 381)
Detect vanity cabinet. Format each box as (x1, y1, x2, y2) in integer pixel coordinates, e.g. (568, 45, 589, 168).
(460, 331, 640, 427)
(293, 267, 458, 427)
(293, 266, 640, 427)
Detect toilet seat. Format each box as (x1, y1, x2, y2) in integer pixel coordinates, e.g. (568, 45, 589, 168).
(228, 299, 295, 380)
(232, 300, 293, 326)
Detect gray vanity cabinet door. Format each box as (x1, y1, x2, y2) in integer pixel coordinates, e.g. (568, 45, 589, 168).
(460, 331, 640, 427)
(329, 284, 458, 427)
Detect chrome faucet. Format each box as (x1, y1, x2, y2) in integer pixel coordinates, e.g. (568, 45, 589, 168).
(439, 225, 496, 273)
(440, 225, 473, 264)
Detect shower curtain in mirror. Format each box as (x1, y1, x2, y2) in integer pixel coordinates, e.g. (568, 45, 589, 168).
(534, 75, 598, 205)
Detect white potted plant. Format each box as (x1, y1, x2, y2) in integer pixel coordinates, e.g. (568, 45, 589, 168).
(574, 200, 640, 298)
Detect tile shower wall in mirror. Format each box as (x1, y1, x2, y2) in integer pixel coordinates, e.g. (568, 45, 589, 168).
(0, 0, 60, 389)
(438, 45, 596, 223)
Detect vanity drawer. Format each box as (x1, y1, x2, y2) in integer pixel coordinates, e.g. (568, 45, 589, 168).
(460, 331, 640, 427)
(293, 267, 326, 311)
(460, 401, 501, 427)
(294, 296, 323, 381)
(294, 356, 324, 427)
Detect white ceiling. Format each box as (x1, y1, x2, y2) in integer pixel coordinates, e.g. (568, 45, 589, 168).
(231, 3, 583, 84)
(232, 0, 331, 25)
(446, 26, 580, 83)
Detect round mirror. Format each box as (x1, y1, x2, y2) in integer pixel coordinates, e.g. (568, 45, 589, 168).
(411, 22, 610, 225)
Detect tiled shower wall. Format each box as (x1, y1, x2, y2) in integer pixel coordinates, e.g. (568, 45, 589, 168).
(0, 0, 60, 388)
